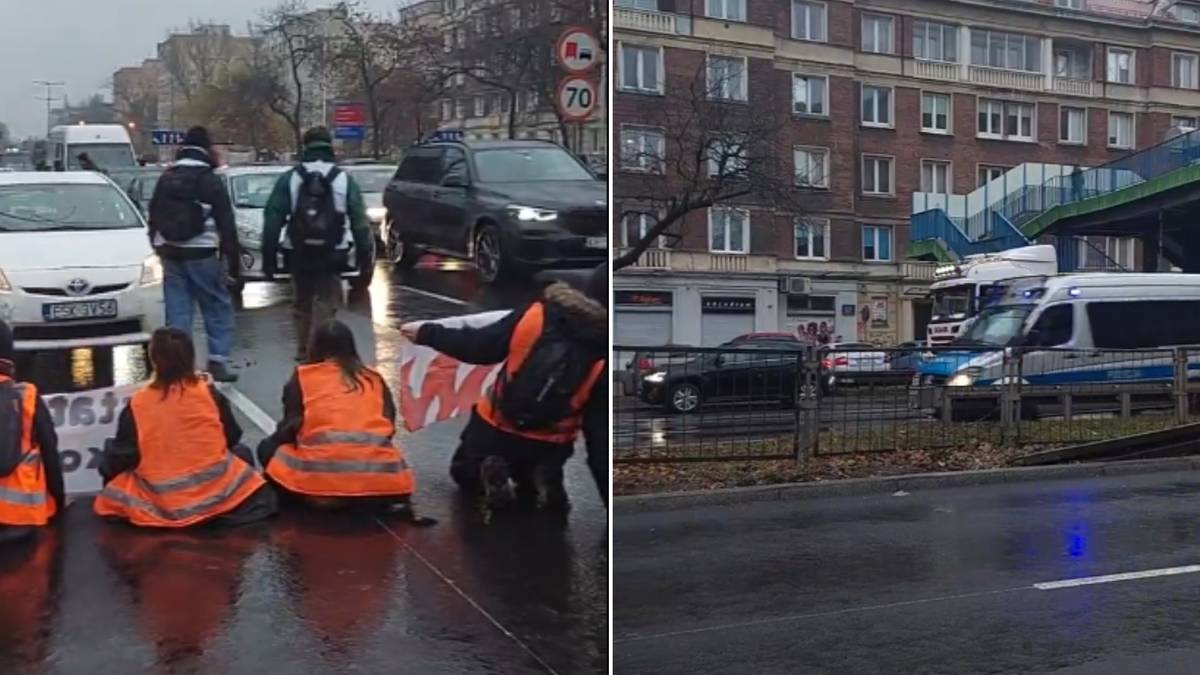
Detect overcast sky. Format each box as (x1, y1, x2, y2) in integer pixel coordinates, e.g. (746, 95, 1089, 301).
(1, 0, 405, 138)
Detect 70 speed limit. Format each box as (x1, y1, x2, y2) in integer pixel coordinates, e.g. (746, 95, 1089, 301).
(556, 76, 598, 122)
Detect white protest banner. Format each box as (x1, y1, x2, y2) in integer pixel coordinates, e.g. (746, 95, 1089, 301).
(43, 382, 142, 496)
(397, 311, 509, 432)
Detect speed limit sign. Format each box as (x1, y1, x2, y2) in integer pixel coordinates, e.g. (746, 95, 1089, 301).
(556, 76, 597, 122)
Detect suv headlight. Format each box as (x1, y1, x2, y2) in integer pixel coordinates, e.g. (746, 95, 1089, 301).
(367, 206, 387, 222)
(643, 371, 665, 384)
(140, 254, 163, 286)
(507, 205, 558, 222)
(0, 267, 9, 292)
(946, 367, 981, 387)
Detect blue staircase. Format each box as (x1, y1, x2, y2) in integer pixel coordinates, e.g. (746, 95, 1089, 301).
(910, 209, 1030, 260)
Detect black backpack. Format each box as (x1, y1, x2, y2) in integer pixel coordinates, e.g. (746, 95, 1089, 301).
(289, 165, 345, 249)
(0, 381, 26, 477)
(149, 168, 209, 243)
(494, 311, 598, 432)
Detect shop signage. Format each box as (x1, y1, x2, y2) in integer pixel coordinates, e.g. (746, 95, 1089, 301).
(615, 290, 673, 307)
(702, 296, 755, 313)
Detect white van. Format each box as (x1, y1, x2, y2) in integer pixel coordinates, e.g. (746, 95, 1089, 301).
(48, 124, 137, 172)
(929, 273, 1200, 388)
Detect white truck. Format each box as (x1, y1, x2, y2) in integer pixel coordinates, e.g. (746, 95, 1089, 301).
(47, 124, 137, 172)
(926, 244, 1058, 347)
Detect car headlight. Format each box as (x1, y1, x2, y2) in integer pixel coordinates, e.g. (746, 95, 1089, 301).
(367, 206, 387, 222)
(0, 267, 9, 292)
(507, 205, 558, 222)
(139, 254, 163, 286)
(946, 368, 981, 387)
(643, 371, 665, 384)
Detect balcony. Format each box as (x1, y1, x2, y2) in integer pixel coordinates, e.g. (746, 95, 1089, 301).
(968, 65, 1044, 91)
(613, 7, 691, 35)
(913, 59, 960, 82)
(618, 248, 671, 270)
(899, 262, 936, 281)
(1053, 76, 1096, 97)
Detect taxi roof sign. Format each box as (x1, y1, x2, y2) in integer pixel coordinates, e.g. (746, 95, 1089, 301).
(430, 129, 464, 143)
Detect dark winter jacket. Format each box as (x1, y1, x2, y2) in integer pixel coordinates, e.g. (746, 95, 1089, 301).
(414, 282, 608, 501)
(147, 146, 240, 276)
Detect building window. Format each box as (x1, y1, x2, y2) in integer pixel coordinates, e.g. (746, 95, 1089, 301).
(619, 44, 662, 94)
(708, 135, 748, 177)
(977, 98, 1034, 141)
(862, 225, 893, 262)
(921, 92, 951, 133)
(1173, 53, 1199, 89)
(622, 211, 663, 248)
(794, 218, 829, 260)
(707, 55, 747, 101)
(861, 85, 892, 127)
(1059, 106, 1086, 144)
(453, 99, 465, 119)
(1107, 47, 1134, 84)
(1174, 115, 1198, 131)
(1055, 0, 1083, 9)
(970, 29, 1041, 72)
(791, 0, 827, 42)
(1079, 236, 1135, 270)
(1108, 111, 1134, 149)
(977, 165, 1009, 186)
(1054, 46, 1091, 79)
(440, 99, 453, 120)
(473, 96, 486, 117)
(620, 126, 665, 173)
(861, 14, 894, 54)
(617, 0, 658, 8)
(794, 146, 829, 188)
(913, 20, 957, 63)
(792, 74, 828, 116)
(709, 207, 750, 253)
(1179, 3, 1200, 23)
(862, 155, 893, 195)
(921, 160, 951, 194)
(705, 0, 745, 21)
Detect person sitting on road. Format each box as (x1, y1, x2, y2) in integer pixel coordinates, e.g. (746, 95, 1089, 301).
(257, 320, 419, 515)
(0, 320, 65, 543)
(402, 265, 608, 512)
(94, 328, 277, 528)
(260, 127, 375, 362)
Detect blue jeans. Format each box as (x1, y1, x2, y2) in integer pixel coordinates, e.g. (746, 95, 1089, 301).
(162, 255, 234, 363)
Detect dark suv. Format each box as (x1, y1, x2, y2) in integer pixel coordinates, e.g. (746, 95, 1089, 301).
(382, 137, 607, 283)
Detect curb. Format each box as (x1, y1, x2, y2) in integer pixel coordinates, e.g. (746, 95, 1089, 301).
(614, 455, 1200, 514)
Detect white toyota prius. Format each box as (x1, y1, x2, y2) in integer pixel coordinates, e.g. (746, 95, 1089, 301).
(0, 172, 164, 351)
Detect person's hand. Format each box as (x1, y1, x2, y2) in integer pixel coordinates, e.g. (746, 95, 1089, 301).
(400, 324, 419, 342)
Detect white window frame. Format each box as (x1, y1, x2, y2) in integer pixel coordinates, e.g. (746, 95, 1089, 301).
(862, 224, 894, 262)
(1108, 111, 1134, 149)
(921, 92, 952, 134)
(792, 73, 829, 117)
(618, 42, 664, 94)
(619, 125, 665, 174)
(861, 13, 895, 55)
(970, 29, 1041, 72)
(862, 154, 895, 196)
(1055, 0, 1083, 9)
(1173, 115, 1198, 132)
(977, 98, 1035, 142)
(1106, 47, 1135, 85)
(1179, 3, 1200, 24)
(621, 210, 666, 249)
(794, 217, 830, 260)
(708, 207, 751, 254)
(1078, 236, 1135, 270)
(791, 0, 827, 42)
(977, 164, 1009, 187)
(705, 0, 746, 21)
(1059, 106, 1087, 145)
(708, 135, 749, 178)
(1173, 52, 1199, 89)
(920, 159, 952, 194)
(861, 84, 893, 128)
(440, 99, 453, 120)
(913, 20, 958, 63)
(794, 146, 830, 188)
(706, 54, 748, 102)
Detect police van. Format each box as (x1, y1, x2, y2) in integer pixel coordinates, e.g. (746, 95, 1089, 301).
(919, 273, 1200, 392)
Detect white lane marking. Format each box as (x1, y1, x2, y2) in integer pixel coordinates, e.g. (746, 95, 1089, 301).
(218, 384, 276, 436)
(375, 520, 561, 675)
(397, 284, 468, 306)
(1034, 564, 1200, 590)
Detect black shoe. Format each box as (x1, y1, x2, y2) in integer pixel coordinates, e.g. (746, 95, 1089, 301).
(480, 456, 514, 511)
(208, 361, 239, 383)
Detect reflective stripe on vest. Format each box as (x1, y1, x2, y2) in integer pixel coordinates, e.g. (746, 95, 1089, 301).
(132, 455, 235, 495)
(301, 430, 392, 447)
(273, 450, 408, 475)
(0, 486, 47, 506)
(98, 461, 259, 523)
(19, 451, 39, 465)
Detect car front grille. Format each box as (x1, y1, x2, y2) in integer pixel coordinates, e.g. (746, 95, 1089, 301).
(14, 320, 143, 342)
(560, 208, 606, 236)
(22, 283, 131, 297)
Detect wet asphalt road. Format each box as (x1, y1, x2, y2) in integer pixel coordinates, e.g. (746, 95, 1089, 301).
(615, 470, 1200, 674)
(8, 259, 608, 675)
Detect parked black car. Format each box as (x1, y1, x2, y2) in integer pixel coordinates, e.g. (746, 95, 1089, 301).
(639, 344, 813, 414)
(382, 137, 607, 283)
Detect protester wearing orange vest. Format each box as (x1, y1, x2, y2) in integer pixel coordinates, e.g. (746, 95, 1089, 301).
(403, 267, 607, 511)
(258, 320, 417, 512)
(0, 320, 64, 542)
(94, 328, 277, 528)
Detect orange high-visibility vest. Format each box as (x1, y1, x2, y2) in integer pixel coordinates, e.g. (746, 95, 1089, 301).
(93, 380, 265, 528)
(475, 302, 605, 444)
(0, 376, 57, 526)
(266, 362, 414, 497)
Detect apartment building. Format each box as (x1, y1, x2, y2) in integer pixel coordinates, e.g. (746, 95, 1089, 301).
(613, 0, 1200, 347)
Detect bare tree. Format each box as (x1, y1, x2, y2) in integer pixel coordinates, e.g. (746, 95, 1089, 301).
(374, 18, 447, 148)
(260, 1, 323, 151)
(187, 34, 290, 153)
(328, 2, 409, 157)
(613, 63, 809, 271)
(161, 22, 236, 103)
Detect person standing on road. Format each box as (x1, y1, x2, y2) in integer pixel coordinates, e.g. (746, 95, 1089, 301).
(147, 126, 241, 383)
(261, 127, 375, 362)
(0, 320, 65, 543)
(402, 265, 608, 512)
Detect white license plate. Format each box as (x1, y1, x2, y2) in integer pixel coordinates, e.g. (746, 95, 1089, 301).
(42, 300, 118, 322)
(585, 236, 607, 249)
